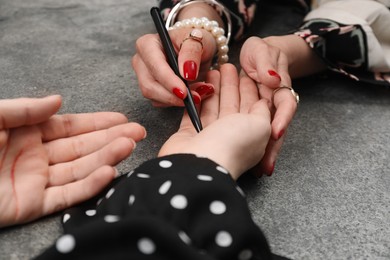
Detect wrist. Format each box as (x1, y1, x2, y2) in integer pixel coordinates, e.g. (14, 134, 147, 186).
(177, 3, 224, 29)
(170, 16, 229, 69)
(264, 35, 326, 78)
(165, 0, 232, 50)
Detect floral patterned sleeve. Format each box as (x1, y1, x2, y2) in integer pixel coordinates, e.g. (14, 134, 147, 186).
(158, 0, 260, 41)
(294, 0, 390, 86)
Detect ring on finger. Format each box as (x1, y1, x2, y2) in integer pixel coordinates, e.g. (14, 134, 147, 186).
(180, 29, 203, 50)
(272, 85, 300, 104)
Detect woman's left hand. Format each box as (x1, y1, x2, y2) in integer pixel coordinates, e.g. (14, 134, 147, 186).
(240, 36, 299, 176)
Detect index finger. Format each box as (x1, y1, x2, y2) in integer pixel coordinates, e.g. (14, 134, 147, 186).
(0, 95, 62, 129)
(39, 112, 130, 141)
(135, 34, 188, 97)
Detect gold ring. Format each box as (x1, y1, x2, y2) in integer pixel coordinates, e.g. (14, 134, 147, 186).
(272, 85, 300, 104)
(180, 29, 203, 50)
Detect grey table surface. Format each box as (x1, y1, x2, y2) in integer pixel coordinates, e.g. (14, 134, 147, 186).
(0, 1, 389, 259)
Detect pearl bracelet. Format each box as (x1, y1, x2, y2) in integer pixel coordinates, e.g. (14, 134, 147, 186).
(169, 17, 229, 69)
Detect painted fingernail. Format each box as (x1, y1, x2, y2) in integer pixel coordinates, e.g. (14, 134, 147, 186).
(183, 60, 197, 81)
(266, 162, 275, 176)
(278, 129, 285, 140)
(173, 87, 185, 99)
(193, 95, 201, 104)
(268, 70, 281, 81)
(195, 84, 214, 99)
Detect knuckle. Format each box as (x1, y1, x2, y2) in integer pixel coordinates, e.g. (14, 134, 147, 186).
(135, 34, 154, 52)
(140, 85, 152, 99)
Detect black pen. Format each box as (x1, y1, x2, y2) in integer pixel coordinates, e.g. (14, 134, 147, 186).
(150, 7, 202, 132)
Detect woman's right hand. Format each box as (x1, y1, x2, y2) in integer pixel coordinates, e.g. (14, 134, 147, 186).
(132, 27, 217, 107)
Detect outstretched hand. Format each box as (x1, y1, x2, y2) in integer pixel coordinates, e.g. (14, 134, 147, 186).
(0, 95, 146, 227)
(159, 64, 271, 180)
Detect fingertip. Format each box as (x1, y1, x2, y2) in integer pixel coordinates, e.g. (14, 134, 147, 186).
(268, 70, 282, 81)
(255, 158, 275, 177)
(220, 63, 237, 74)
(46, 94, 62, 103)
(110, 137, 137, 161)
(99, 165, 118, 179)
(141, 126, 147, 139)
(87, 166, 117, 193)
(183, 60, 198, 81)
(43, 95, 62, 113)
(191, 82, 215, 101)
(129, 138, 137, 149)
(271, 121, 283, 140)
(111, 112, 129, 124)
(113, 167, 121, 178)
(264, 161, 275, 176)
(190, 91, 201, 105)
(127, 122, 147, 140)
(172, 87, 187, 100)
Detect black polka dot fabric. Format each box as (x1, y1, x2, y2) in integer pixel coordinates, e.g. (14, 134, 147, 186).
(35, 154, 289, 260)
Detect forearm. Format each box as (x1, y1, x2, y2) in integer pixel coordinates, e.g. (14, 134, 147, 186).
(264, 35, 327, 79)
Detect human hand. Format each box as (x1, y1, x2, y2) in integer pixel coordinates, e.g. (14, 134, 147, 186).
(0, 95, 146, 227)
(158, 64, 271, 180)
(132, 27, 216, 107)
(240, 36, 299, 176)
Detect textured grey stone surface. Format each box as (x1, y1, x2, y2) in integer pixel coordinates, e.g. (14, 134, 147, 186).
(0, 1, 389, 259)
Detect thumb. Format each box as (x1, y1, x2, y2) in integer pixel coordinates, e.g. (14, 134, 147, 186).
(0, 95, 62, 129)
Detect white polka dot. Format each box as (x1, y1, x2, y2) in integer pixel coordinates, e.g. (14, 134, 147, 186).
(96, 197, 103, 206)
(137, 238, 156, 255)
(238, 249, 253, 260)
(215, 231, 232, 247)
(159, 160, 172, 168)
(216, 166, 229, 174)
(159, 180, 172, 195)
(63, 213, 70, 223)
(129, 195, 135, 205)
(236, 186, 245, 197)
(105, 188, 115, 199)
(56, 234, 76, 254)
(85, 209, 96, 216)
(170, 195, 187, 209)
(209, 201, 226, 215)
(104, 215, 120, 223)
(137, 173, 150, 178)
(178, 231, 191, 244)
(197, 175, 213, 181)
(127, 170, 134, 177)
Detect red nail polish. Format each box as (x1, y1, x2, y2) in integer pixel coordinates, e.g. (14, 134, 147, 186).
(268, 70, 281, 81)
(266, 162, 275, 176)
(278, 129, 285, 140)
(193, 95, 201, 104)
(183, 60, 197, 81)
(195, 84, 214, 98)
(172, 88, 185, 99)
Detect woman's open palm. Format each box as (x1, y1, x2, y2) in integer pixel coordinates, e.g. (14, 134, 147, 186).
(0, 95, 146, 227)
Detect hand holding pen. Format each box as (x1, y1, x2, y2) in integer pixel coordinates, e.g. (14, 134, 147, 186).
(132, 8, 217, 108)
(150, 7, 203, 132)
